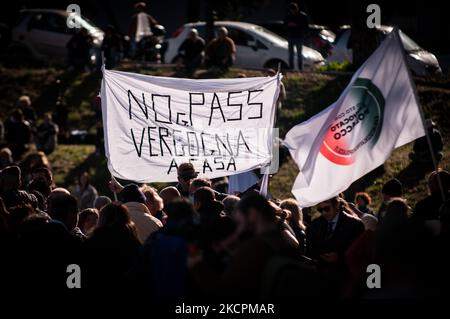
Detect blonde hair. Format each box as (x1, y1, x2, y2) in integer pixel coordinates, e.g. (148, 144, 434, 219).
(280, 198, 306, 231)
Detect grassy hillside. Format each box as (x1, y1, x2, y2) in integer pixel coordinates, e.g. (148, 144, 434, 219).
(0, 64, 449, 209)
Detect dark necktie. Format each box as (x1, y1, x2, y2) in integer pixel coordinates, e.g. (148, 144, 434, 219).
(325, 221, 335, 239)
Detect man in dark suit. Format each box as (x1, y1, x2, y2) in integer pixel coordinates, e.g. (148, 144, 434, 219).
(307, 196, 365, 295)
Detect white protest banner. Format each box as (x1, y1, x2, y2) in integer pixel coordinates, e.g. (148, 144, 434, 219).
(101, 69, 280, 182)
(284, 28, 425, 207)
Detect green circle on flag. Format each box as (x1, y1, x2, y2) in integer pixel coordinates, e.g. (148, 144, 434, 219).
(320, 78, 385, 165)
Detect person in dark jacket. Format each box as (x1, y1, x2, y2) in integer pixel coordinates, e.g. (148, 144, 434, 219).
(18, 95, 36, 124)
(129, 198, 197, 301)
(193, 186, 224, 226)
(83, 203, 141, 294)
(284, 2, 309, 70)
(189, 194, 318, 300)
(177, 28, 205, 74)
(67, 28, 93, 71)
(35, 113, 59, 155)
(413, 170, 450, 227)
(307, 196, 365, 295)
(0, 166, 35, 210)
(377, 178, 404, 221)
(4, 109, 32, 160)
(102, 25, 122, 69)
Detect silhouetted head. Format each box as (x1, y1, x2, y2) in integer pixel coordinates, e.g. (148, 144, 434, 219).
(94, 196, 112, 211)
(382, 178, 403, 202)
(1, 166, 21, 191)
(288, 2, 299, 14)
(428, 170, 450, 195)
(193, 186, 215, 211)
(189, 28, 199, 40)
(134, 2, 146, 12)
(235, 193, 277, 235)
(222, 195, 240, 216)
(217, 27, 228, 40)
(47, 191, 79, 231)
(159, 186, 181, 206)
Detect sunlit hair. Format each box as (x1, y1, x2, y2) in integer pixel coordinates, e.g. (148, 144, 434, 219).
(280, 198, 306, 231)
(355, 192, 372, 206)
(141, 185, 164, 212)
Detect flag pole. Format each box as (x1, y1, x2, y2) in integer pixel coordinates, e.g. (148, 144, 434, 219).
(259, 62, 282, 199)
(394, 27, 446, 201)
(110, 173, 120, 201)
(101, 50, 105, 71)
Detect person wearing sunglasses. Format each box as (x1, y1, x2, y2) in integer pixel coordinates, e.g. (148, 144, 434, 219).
(176, 163, 199, 198)
(306, 196, 365, 296)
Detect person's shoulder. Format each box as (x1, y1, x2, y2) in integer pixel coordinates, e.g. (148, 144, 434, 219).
(341, 211, 364, 225)
(147, 213, 163, 227)
(225, 36, 235, 44)
(88, 184, 98, 192)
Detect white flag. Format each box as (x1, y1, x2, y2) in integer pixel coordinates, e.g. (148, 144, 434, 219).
(101, 69, 280, 182)
(284, 29, 425, 207)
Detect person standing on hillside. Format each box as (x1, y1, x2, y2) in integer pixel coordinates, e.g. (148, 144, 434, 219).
(128, 2, 158, 56)
(177, 28, 205, 75)
(284, 2, 309, 71)
(35, 113, 59, 155)
(4, 109, 32, 160)
(204, 27, 236, 72)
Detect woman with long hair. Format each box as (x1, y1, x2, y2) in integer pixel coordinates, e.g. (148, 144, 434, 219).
(280, 198, 307, 253)
(83, 203, 141, 292)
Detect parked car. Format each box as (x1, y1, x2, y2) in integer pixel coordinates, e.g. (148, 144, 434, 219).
(164, 21, 325, 70)
(7, 9, 104, 66)
(258, 21, 335, 58)
(328, 25, 441, 76)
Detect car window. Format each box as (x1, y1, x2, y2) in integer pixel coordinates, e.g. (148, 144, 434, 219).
(28, 12, 67, 34)
(257, 40, 268, 50)
(226, 27, 254, 46)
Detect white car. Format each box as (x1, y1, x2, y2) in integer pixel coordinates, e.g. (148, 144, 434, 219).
(164, 21, 325, 70)
(328, 25, 442, 76)
(8, 9, 104, 65)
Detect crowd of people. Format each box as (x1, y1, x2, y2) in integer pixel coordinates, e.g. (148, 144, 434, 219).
(1, 95, 59, 163)
(0, 155, 449, 301)
(64, 1, 312, 75)
(1, 1, 448, 306)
